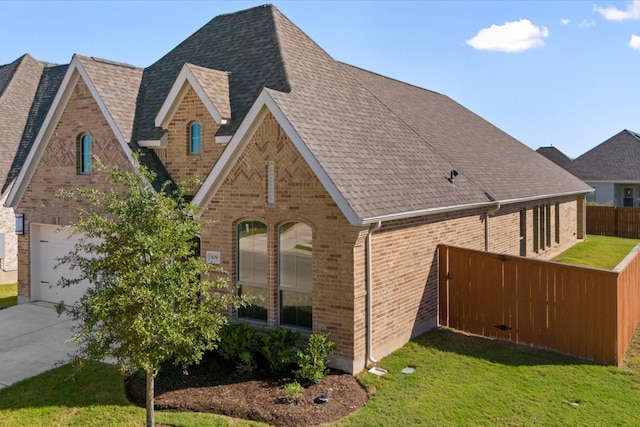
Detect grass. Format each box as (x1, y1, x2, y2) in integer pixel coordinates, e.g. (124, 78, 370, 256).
(553, 234, 640, 270)
(1, 327, 639, 427)
(0, 283, 17, 309)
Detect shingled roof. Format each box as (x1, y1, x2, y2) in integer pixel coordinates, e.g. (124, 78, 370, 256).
(536, 146, 572, 169)
(0, 54, 66, 194)
(566, 130, 640, 182)
(192, 5, 591, 222)
(5, 4, 592, 222)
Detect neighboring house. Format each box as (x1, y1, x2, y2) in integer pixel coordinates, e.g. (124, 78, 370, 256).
(536, 146, 572, 169)
(566, 130, 640, 206)
(0, 54, 66, 272)
(4, 5, 592, 373)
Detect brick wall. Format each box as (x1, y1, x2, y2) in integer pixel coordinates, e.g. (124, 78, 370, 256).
(15, 77, 132, 301)
(199, 111, 368, 373)
(198, 109, 586, 373)
(152, 86, 226, 195)
(366, 196, 583, 366)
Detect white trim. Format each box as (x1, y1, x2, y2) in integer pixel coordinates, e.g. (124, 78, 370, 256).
(192, 89, 361, 225)
(584, 180, 640, 185)
(154, 64, 230, 129)
(5, 56, 136, 208)
(214, 135, 232, 144)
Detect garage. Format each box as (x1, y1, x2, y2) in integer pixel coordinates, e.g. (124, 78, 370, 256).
(31, 224, 91, 305)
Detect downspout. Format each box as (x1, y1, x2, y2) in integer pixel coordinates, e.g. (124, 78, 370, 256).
(484, 203, 501, 252)
(366, 221, 381, 365)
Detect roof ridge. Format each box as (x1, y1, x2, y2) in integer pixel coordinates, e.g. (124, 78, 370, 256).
(74, 53, 140, 69)
(339, 62, 444, 97)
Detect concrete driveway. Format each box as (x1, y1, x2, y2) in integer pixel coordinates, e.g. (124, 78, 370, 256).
(0, 302, 78, 389)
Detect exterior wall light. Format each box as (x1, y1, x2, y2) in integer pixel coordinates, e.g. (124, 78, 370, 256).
(15, 213, 24, 235)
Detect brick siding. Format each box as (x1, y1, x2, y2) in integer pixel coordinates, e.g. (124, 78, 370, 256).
(151, 86, 226, 195)
(15, 77, 132, 301)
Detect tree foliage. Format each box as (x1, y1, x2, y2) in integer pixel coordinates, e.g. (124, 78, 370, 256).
(55, 157, 246, 426)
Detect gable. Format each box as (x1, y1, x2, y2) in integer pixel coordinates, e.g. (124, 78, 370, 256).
(17, 77, 133, 221)
(153, 63, 230, 135)
(201, 109, 349, 229)
(151, 85, 227, 193)
(6, 57, 136, 208)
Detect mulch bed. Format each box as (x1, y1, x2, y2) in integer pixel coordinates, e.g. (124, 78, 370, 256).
(125, 352, 368, 426)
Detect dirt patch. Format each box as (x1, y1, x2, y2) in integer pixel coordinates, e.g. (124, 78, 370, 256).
(125, 352, 368, 426)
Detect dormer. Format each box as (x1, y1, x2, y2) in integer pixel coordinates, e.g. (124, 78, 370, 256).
(153, 63, 231, 138)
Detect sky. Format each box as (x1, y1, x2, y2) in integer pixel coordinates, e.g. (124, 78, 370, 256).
(1, 0, 639, 159)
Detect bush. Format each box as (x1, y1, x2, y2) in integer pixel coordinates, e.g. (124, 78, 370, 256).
(261, 328, 300, 373)
(295, 333, 335, 385)
(217, 323, 259, 363)
(282, 380, 304, 403)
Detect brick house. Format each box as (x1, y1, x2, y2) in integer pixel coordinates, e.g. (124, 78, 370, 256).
(565, 130, 640, 207)
(0, 54, 66, 272)
(5, 5, 591, 373)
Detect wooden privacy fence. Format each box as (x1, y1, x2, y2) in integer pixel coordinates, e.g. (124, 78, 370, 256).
(438, 244, 640, 365)
(587, 205, 640, 238)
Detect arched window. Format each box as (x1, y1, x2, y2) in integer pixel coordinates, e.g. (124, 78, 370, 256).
(237, 220, 268, 322)
(279, 222, 312, 329)
(78, 133, 91, 174)
(190, 122, 202, 154)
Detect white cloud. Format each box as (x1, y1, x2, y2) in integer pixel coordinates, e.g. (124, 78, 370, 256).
(466, 19, 549, 53)
(630, 35, 640, 50)
(594, 0, 640, 21)
(578, 19, 596, 29)
(561, 18, 570, 25)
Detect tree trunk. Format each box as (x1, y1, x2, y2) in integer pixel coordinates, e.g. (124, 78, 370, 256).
(146, 369, 154, 427)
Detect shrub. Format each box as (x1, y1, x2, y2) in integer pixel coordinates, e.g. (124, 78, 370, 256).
(295, 333, 335, 385)
(282, 380, 304, 403)
(261, 328, 300, 373)
(217, 323, 259, 363)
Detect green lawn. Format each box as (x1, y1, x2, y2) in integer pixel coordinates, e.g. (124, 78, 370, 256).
(553, 234, 640, 270)
(1, 327, 639, 427)
(0, 283, 17, 309)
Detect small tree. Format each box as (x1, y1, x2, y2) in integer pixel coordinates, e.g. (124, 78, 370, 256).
(56, 158, 246, 427)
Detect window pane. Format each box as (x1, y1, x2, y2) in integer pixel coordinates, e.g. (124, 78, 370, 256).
(190, 123, 202, 154)
(279, 222, 312, 291)
(280, 290, 312, 329)
(237, 221, 268, 322)
(238, 221, 267, 285)
(81, 134, 91, 173)
(238, 285, 268, 321)
(279, 222, 312, 329)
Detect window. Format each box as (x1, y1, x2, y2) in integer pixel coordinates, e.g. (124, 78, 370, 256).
(190, 122, 202, 154)
(533, 206, 539, 253)
(555, 202, 560, 244)
(279, 222, 312, 329)
(237, 221, 268, 322)
(545, 204, 551, 248)
(624, 187, 634, 207)
(78, 133, 91, 174)
(539, 206, 546, 249)
(519, 209, 527, 256)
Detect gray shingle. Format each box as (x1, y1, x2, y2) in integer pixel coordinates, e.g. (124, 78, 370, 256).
(3, 63, 68, 193)
(185, 63, 231, 120)
(0, 55, 48, 193)
(75, 55, 143, 142)
(536, 147, 572, 169)
(566, 130, 640, 181)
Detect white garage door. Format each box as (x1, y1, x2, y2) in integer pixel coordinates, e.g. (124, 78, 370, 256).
(31, 224, 91, 305)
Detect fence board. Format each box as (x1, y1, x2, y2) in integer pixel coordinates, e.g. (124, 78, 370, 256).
(587, 206, 640, 238)
(438, 244, 626, 365)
